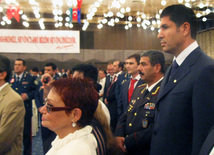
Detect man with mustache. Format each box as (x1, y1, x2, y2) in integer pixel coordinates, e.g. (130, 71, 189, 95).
(114, 50, 164, 154)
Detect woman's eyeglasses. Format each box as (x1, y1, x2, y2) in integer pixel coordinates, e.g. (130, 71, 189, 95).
(45, 102, 72, 113)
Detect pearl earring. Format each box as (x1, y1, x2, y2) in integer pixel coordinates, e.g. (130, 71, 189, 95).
(72, 122, 76, 127)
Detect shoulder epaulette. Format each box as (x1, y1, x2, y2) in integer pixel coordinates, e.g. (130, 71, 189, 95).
(138, 83, 146, 88)
(151, 86, 160, 96)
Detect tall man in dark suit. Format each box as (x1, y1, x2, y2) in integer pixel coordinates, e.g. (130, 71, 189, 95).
(115, 50, 164, 155)
(117, 54, 144, 117)
(103, 63, 114, 102)
(150, 4, 214, 155)
(35, 62, 60, 154)
(104, 60, 124, 133)
(10, 59, 37, 155)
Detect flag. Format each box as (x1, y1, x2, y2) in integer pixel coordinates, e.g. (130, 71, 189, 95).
(7, 5, 20, 22)
(77, 0, 82, 10)
(69, 8, 72, 23)
(77, 8, 81, 24)
(72, 8, 77, 21)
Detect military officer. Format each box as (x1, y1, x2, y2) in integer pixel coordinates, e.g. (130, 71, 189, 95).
(10, 58, 37, 155)
(35, 62, 60, 154)
(114, 50, 165, 155)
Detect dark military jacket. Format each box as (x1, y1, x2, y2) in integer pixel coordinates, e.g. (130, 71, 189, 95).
(115, 80, 162, 155)
(10, 71, 37, 117)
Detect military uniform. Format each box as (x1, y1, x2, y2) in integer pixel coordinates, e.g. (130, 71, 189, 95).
(115, 80, 162, 155)
(10, 71, 37, 155)
(34, 75, 60, 154)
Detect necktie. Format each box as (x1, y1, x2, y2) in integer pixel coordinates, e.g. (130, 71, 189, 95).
(110, 76, 113, 82)
(17, 76, 20, 82)
(169, 60, 179, 81)
(128, 79, 137, 102)
(107, 76, 117, 96)
(143, 89, 149, 97)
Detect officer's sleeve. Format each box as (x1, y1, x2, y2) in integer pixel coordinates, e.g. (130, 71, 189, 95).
(114, 111, 127, 137)
(124, 123, 154, 151)
(26, 76, 37, 100)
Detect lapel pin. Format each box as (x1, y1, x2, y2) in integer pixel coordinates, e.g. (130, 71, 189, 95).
(174, 79, 177, 83)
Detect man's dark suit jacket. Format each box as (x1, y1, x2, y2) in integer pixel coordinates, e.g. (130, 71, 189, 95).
(150, 47, 214, 155)
(199, 125, 214, 155)
(117, 78, 145, 117)
(103, 75, 112, 102)
(115, 81, 162, 155)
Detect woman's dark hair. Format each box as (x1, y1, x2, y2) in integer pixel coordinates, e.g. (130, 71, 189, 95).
(51, 78, 98, 126)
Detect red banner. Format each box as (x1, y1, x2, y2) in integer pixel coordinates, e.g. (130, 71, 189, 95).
(77, 0, 82, 10)
(72, 8, 78, 21)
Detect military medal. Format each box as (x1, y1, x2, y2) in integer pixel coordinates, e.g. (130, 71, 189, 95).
(142, 119, 148, 128)
(10, 78, 15, 83)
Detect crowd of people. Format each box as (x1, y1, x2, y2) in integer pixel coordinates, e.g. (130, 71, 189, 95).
(0, 4, 214, 155)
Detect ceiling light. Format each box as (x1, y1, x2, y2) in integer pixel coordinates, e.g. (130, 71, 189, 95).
(202, 17, 207, 22)
(7, 20, 11, 24)
(196, 13, 202, 18)
(22, 14, 27, 20)
(125, 25, 129, 30)
(65, 23, 69, 27)
(126, 7, 131, 12)
(19, 10, 23, 14)
(128, 23, 132, 27)
(65, 17, 69, 22)
(120, 8, 125, 13)
(178, 0, 183, 3)
(198, 3, 204, 9)
(66, 10, 70, 15)
(156, 14, 160, 19)
(128, 16, 132, 21)
(58, 10, 63, 15)
(35, 14, 40, 18)
(3, 16, 8, 21)
(141, 13, 146, 19)
(1, 21, 6, 26)
(69, 23, 73, 28)
(205, 8, 211, 15)
(185, 3, 191, 8)
(161, 0, 166, 6)
(151, 26, 155, 31)
(95, 2, 100, 7)
(152, 20, 156, 25)
(137, 17, 141, 22)
(137, 24, 140, 27)
(185, 0, 190, 2)
(102, 18, 108, 24)
(0, 7, 3, 12)
(159, 9, 163, 14)
(115, 18, 119, 23)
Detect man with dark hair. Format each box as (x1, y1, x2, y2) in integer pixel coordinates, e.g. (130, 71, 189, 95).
(0, 55, 25, 155)
(115, 50, 164, 154)
(31, 67, 41, 85)
(117, 54, 145, 117)
(10, 58, 37, 155)
(150, 4, 214, 155)
(35, 62, 60, 154)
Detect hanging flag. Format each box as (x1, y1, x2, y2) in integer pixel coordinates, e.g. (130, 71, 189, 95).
(7, 5, 20, 22)
(77, 0, 82, 10)
(77, 8, 81, 24)
(69, 8, 72, 23)
(72, 8, 78, 21)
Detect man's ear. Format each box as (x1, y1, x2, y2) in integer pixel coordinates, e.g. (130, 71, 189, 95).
(181, 22, 191, 37)
(154, 64, 161, 73)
